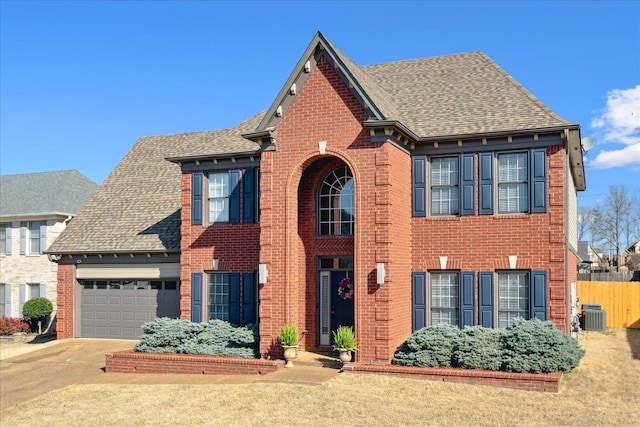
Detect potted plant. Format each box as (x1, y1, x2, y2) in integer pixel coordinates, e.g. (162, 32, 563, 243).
(279, 323, 301, 368)
(333, 325, 357, 364)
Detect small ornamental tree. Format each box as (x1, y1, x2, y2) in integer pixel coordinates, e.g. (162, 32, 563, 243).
(22, 297, 53, 334)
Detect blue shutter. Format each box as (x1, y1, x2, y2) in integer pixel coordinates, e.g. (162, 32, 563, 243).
(229, 273, 240, 325)
(229, 170, 241, 224)
(242, 272, 256, 325)
(20, 222, 27, 255)
(191, 273, 203, 322)
(192, 172, 203, 225)
(460, 272, 475, 327)
(479, 153, 493, 215)
(256, 168, 261, 223)
(531, 148, 547, 213)
(461, 154, 475, 215)
(478, 272, 494, 328)
(4, 284, 11, 317)
(412, 272, 427, 331)
(242, 169, 255, 223)
(412, 156, 426, 217)
(40, 221, 47, 254)
(19, 284, 26, 316)
(5, 224, 12, 255)
(39, 284, 46, 298)
(530, 270, 548, 321)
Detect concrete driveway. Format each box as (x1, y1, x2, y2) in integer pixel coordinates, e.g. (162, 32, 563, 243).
(0, 338, 135, 410)
(1, 338, 339, 411)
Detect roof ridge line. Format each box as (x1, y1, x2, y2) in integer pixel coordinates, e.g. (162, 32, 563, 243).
(475, 52, 574, 126)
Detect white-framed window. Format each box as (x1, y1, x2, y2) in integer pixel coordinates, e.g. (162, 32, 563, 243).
(497, 152, 529, 214)
(430, 156, 460, 215)
(0, 224, 7, 255)
(498, 272, 529, 328)
(0, 283, 7, 317)
(28, 283, 41, 299)
(208, 273, 229, 322)
(208, 172, 230, 223)
(28, 221, 41, 255)
(430, 272, 459, 326)
(318, 166, 355, 236)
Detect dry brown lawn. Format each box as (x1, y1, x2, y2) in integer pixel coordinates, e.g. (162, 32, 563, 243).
(2, 329, 639, 426)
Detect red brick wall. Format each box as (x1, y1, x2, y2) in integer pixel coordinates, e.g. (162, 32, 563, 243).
(106, 350, 283, 375)
(179, 171, 260, 321)
(411, 145, 568, 330)
(258, 55, 394, 362)
(56, 262, 75, 339)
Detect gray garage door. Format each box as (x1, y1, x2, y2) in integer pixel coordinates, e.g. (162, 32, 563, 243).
(80, 280, 179, 339)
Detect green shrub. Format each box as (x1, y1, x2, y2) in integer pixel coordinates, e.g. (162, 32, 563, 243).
(333, 326, 357, 351)
(134, 318, 259, 358)
(22, 297, 53, 319)
(393, 319, 585, 373)
(278, 323, 299, 346)
(452, 326, 505, 370)
(0, 316, 31, 335)
(393, 323, 462, 367)
(500, 318, 585, 373)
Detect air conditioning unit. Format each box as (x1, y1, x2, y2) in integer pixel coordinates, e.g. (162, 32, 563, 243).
(582, 309, 606, 331)
(582, 304, 601, 311)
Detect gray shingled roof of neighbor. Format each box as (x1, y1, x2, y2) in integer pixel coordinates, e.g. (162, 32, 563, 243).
(48, 33, 577, 254)
(0, 170, 98, 218)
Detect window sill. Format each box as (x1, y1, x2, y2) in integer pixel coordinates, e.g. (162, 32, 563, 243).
(425, 216, 461, 221)
(493, 214, 531, 220)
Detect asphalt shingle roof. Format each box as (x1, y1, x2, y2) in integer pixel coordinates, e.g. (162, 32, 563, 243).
(46, 115, 264, 253)
(0, 170, 98, 218)
(48, 34, 575, 254)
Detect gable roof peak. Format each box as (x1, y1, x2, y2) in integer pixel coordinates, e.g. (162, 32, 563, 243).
(252, 32, 399, 136)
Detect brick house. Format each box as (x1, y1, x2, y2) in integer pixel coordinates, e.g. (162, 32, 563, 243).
(47, 33, 586, 363)
(0, 170, 98, 328)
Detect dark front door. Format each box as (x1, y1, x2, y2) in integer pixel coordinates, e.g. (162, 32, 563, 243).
(318, 269, 354, 346)
(330, 270, 354, 334)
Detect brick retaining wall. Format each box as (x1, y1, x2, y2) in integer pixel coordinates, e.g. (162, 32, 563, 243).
(341, 363, 562, 392)
(105, 350, 284, 375)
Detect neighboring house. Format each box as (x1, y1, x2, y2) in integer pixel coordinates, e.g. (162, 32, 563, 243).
(47, 33, 586, 363)
(587, 246, 609, 272)
(623, 240, 640, 271)
(0, 170, 98, 328)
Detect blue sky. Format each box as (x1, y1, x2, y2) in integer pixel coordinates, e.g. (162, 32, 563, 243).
(1, 1, 638, 209)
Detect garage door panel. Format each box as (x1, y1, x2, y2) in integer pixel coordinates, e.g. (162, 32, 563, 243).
(80, 287, 179, 339)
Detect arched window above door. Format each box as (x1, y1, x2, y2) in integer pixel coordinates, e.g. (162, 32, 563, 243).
(318, 165, 354, 235)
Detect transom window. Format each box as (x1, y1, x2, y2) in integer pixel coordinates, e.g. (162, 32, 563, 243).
(431, 157, 459, 215)
(430, 273, 459, 326)
(318, 166, 354, 236)
(208, 273, 229, 322)
(498, 272, 529, 327)
(208, 173, 230, 222)
(498, 152, 529, 214)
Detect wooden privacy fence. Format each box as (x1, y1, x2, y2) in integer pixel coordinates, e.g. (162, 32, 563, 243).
(577, 281, 640, 329)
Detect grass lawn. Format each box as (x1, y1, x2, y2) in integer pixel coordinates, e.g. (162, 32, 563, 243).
(1, 329, 639, 426)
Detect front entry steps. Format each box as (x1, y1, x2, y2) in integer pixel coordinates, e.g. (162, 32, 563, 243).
(256, 351, 342, 385)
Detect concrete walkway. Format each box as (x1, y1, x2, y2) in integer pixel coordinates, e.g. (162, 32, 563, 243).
(0, 337, 342, 410)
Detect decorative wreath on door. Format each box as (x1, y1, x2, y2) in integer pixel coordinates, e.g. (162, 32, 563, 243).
(338, 277, 354, 300)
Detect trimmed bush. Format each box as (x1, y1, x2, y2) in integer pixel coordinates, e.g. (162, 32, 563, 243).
(393, 319, 585, 374)
(393, 323, 462, 367)
(22, 297, 53, 320)
(500, 318, 585, 373)
(452, 326, 505, 370)
(0, 316, 31, 335)
(134, 318, 259, 359)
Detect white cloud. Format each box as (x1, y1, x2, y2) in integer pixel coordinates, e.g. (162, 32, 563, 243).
(590, 85, 640, 169)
